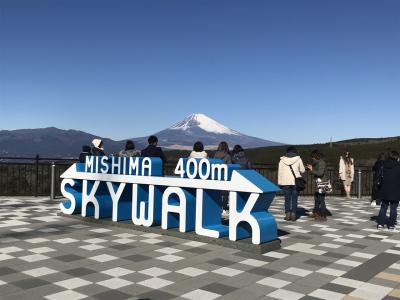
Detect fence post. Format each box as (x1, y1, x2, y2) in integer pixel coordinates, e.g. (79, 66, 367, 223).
(357, 169, 362, 199)
(50, 162, 55, 200)
(35, 154, 39, 197)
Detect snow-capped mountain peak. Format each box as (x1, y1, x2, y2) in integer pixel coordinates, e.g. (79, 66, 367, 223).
(0, 114, 283, 155)
(169, 113, 240, 136)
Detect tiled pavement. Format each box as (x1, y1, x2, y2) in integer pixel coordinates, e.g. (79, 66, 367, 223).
(1, 196, 400, 300)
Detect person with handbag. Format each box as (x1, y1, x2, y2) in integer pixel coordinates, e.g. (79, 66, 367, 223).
(278, 146, 306, 221)
(339, 151, 355, 199)
(307, 150, 329, 221)
(376, 151, 400, 231)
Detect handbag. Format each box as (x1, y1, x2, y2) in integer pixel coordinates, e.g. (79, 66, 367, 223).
(316, 178, 333, 193)
(289, 164, 306, 192)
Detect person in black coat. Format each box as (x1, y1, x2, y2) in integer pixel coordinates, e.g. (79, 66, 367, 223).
(377, 151, 400, 230)
(79, 145, 92, 163)
(371, 152, 386, 207)
(140, 135, 167, 163)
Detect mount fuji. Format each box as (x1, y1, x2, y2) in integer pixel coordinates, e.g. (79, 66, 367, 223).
(0, 113, 282, 157)
(134, 113, 283, 150)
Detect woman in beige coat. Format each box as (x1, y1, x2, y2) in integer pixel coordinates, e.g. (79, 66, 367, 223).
(339, 151, 354, 199)
(278, 146, 305, 221)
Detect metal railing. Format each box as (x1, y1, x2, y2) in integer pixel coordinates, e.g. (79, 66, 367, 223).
(0, 156, 75, 197)
(0, 156, 374, 198)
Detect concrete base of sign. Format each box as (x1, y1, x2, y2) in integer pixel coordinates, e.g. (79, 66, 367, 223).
(58, 213, 281, 254)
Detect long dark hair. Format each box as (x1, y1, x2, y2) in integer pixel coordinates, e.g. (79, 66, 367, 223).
(217, 141, 229, 153)
(232, 144, 244, 155)
(311, 149, 323, 160)
(342, 150, 353, 165)
(377, 152, 386, 162)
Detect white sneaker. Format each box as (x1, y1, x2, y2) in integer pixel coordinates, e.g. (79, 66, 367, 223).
(222, 210, 229, 218)
(370, 201, 376, 207)
(388, 226, 398, 232)
(377, 225, 384, 230)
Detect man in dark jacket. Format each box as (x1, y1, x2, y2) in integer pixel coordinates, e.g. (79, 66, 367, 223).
(140, 135, 167, 163)
(377, 151, 400, 230)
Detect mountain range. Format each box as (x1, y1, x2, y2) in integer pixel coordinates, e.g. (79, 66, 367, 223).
(0, 113, 282, 157)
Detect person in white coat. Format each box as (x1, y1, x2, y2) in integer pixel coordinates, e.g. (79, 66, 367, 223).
(189, 141, 208, 159)
(278, 146, 306, 221)
(339, 151, 354, 199)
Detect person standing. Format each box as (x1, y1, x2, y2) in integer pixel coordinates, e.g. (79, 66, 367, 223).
(119, 140, 140, 157)
(339, 151, 355, 199)
(278, 146, 305, 221)
(141, 135, 167, 163)
(91, 139, 105, 156)
(231, 145, 251, 169)
(377, 151, 400, 231)
(307, 150, 328, 221)
(189, 141, 208, 159)
(371, 152, 386, 207)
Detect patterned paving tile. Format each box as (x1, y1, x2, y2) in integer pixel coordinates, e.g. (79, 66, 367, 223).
(1, 196, 400, 299)
(44, 290, 87, 300)
(181, 289, 221, 300)
(137, 277, 174, 289)
(267, 288, 305, 300)
(96, 277, 133, 289)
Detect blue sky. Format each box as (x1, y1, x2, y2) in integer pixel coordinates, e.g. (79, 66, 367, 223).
(1, 0, 399, 144)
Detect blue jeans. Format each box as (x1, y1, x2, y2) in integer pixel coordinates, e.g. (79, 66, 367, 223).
(378, 200, 398, 228)
(282, 186, 298, 214)
(314, 192, 326, 215)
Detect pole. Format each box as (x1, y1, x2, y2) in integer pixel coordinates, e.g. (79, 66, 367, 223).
(35, 154, 39, 197)
(357, 169, 362, 199)
(50, 162, 55, 200)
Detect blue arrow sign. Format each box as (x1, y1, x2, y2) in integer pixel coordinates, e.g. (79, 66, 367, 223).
(60, 157, 280, 244)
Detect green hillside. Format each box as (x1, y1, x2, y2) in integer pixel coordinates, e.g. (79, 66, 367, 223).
(165, 136, 400, 167)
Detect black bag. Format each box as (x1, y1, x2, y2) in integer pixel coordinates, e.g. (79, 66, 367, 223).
(289, 164, 306, 192)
